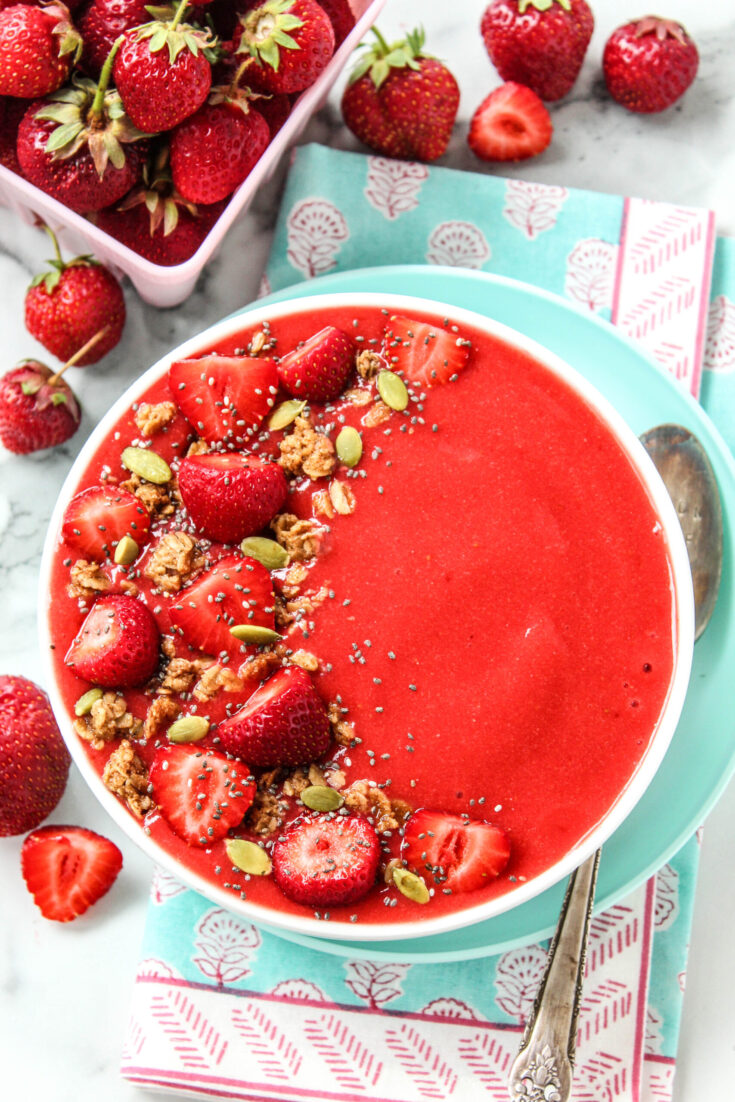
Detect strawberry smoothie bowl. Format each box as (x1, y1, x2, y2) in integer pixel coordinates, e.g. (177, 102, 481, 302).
(38, 291, 694, 942)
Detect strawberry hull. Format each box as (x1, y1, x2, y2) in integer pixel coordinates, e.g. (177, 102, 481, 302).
(40, 294, 691, 939)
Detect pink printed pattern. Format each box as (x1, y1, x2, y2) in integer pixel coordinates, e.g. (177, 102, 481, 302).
(503, 179, 568, 240)
(612, 198, 715, 398)
(149, 986, 228, 1070)
(704, 294, 735, 372)
(345, 959, 411, 1009)
(286, 198, 349, 278)
(654, 864, 680, 930)
(192, 907, 261, 987)
(150, 865, 187, 905)
(426, 220, 490, 268)
(364, 157, 429, 220)
(494, 943, 547, 1021)
(565, 238, 618, 313)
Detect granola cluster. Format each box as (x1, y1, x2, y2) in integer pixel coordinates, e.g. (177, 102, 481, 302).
(134, 401, 177, 438)
(278, 415, 336, 480)
(343, 780, 411, 834)
(102, 739, 154, 817)
(271, 513, 325, 562)
(75, 692, 143, 750)
(144, 531, 204, 593)
(119, 472, 177, 516)
(68, 559, 110, 602)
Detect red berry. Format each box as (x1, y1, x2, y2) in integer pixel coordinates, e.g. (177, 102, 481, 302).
(169, 101, 270, 205)
(61, 483, 151, 562)
(480, 0, 594, 102)
(234, 0, 335, 95)
(341, 26, 459, 162)
(94, 197, 227, 266)
(65, 593, 160, 687)
(169, 352, 278, 446)
(317, 0, 355, 46)
(21, 825, 123, 921)
(217, 665, 331, 767)
(273, 814, 380, 906)
(0, 360, 80, 454)
(383, 315, 471, 388)
(149, 744, 256, 846)
(0, 3, 80, 99)
(468, 82, 552, 162)
(402, 809, 511, 893)
(0, 675, 71, 837)
(179, 452, 289, 544)
(78, 0, 151, 77)
(25, 245, 125, 366)
(0, 94, 25, 172)
(277, 325, 355, 402)
(603, 16, 699, 114)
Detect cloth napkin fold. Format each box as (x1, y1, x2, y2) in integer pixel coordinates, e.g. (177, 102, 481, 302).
(122, 144, 733, 1102)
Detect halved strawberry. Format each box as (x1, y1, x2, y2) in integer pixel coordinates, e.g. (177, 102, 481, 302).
(65, 594, 160, 687)
(169, 355, 279, 446)
(149, 744, 256, 846)
(169, 552, 275, 659)
(21, 825, 123, 922)
(277, 326, 355, 402)
(467, 81, 552, 162)
(178, 452, 288, 544)
(273, 814, 380, 906)
(384, 316, 471, 389)
(61, 484, 152, 561)
(218, 665, 331, 767)
(402, 809, 510, 893)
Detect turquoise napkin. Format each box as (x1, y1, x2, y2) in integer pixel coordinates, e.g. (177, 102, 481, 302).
(123, 145, 733, 1102)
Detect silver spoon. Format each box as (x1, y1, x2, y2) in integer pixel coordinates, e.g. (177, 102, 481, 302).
(507, 423, 723, 1102)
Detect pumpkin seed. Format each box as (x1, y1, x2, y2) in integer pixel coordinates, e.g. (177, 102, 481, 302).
(74, 688, 103, 716)
(377, 369, 409, 412)
(268, 399, 306, 431)
(167, 715, 210, 743)
(335, 425, 362, 467)
(230, 624, 281, 645)
(114, 534, 139, 565)
(300, 785, 345, 812)
(121, 445, 171, 484)
(392, 867, 430, 904)
(240, 536, 290, 570)
(225, 838, 272, 876)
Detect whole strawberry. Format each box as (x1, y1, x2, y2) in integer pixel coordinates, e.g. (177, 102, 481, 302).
(16, 43, 148, 213)
(25, 227, 125, 365)
(0, 2, 81, 99)
(603, 16, 699, 114)
(113, 0, 217, 132)
(0, 94, 25, 172)
(341, 27, 460, 162)
(480, 0, 594, 102)
(233, 0, 335, 94)
(0, 360, 81, 454)
(0, 675, 71, 836)
(78, 0, 152, 77)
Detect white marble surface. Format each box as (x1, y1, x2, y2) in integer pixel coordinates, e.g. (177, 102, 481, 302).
(1, 0, 734, 1098)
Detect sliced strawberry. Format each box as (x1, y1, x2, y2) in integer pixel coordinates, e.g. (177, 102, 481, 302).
(178, 452, 288, 544)
(468, 82, 552, 163)
(21, 825, 123, 922)
(384, 315, 471, 389)
(65, 594, 160, 688)
(149, 744, 255, 847)
(217, 665, 331, 767)
(61, 484, 152, 562)
(277, 326, 355, 402)
(169, 355, 279, 446)
(273, 814, 380, 906)
(402, 809, 510, 893)
(169, 552, 275, 659)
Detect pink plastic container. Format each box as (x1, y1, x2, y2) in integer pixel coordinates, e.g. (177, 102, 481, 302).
(0, 0, 386, 307)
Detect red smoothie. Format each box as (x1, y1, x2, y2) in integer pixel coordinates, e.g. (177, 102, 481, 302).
(45, 303, 676, 929)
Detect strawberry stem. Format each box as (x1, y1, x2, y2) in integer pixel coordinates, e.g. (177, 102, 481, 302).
(91, 36, 124, 118)
(41, 223, 64, 267)
(370, 26, 391, 54)
(170, 0, 190, 32)
(48, 327, 111, 383)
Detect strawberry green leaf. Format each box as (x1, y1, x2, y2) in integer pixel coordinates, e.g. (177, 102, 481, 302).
(51, 392, 69, 407)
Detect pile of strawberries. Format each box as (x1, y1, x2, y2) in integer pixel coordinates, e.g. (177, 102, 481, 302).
(341, 1, 700, 164)
(0, 0, 356, 264)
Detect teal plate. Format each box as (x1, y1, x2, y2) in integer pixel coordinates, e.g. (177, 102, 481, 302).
(239, 265, 735, 962)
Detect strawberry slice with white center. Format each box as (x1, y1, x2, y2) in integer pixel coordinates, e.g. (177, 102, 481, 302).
(273, 814, 381, 906)
(149, 744, 256, 847)
(178, 452, 288, 544)
(402, 809, 510, 893)
(65, 593, 160, 688)
(21, 825, 123, 922)
(277, 326, 355, 402)
(468, 81, 553, 163)
(384, 315, 471, 388)
(61, 484, 151, 561)
(169, 552, 276, 659)
(218, 665, 331, 767)
(169, 355, 279, 446)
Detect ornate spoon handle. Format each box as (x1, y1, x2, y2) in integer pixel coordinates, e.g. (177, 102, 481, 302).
(507, 849, 600, 1102)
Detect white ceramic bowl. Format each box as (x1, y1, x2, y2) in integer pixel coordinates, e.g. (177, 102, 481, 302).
(0, 0, 386, 307)
(38, 291, 695, 942)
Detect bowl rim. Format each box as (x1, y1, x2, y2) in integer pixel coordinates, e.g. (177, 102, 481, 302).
(38, 290, 696, 943)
